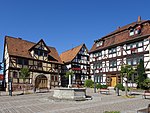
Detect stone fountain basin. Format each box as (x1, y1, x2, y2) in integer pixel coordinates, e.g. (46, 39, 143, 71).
(53, 88, 86, 101)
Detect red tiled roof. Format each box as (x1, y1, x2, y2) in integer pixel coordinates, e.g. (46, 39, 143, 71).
(5, 36, 63, 64)
(60, 44, 84, 63)
(90, 19, 150, 53)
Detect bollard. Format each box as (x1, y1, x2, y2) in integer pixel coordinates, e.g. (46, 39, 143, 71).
(116, 87, 119, 96)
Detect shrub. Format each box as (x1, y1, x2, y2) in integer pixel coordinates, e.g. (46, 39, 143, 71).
(96, 84, 102, 89)
(143, 78, 150, 89)
(96, 84, 108, 89)
(101, 85, 108, 89)
(114, 83, 125, 91)
(84, 79, 93, 88)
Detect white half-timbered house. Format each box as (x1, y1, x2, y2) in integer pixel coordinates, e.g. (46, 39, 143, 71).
(3, 36, 63, 91)
(60, 44, 90, 85)
(89, 16, 150, 87)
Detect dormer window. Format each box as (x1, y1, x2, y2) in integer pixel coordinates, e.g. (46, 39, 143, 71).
(96, 41, 103, 47)
(129, 25, 141, 36)
(129, 29, 134, 36)
(135, 25, 141, 34)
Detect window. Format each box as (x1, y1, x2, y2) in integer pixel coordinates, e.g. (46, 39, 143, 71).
(55, 76, 58, 81)
(126, 56, 143, 66)
(24, 59, 28, 65)
(51, 76, 54, 81)
(113, 48, 117, 53)
(17, 58, 23, 65)
(34, 50, 38, 55)
(129, 25, 141, 36)
(96, 41, 103, 47)
(132, 43, 137, 48)
(39, 51, 44, 56)
(34, 49, 48, 57)
(37, 62, 42, 67)
(98, 52, 102, 57)
(126, 44, 132, 50)
(109, 48, 117, 54)
(135, 25, 141, 34)
(13, 72, 17, 78)
(44, 52, 48, 57)
(127, 59, 132, 65)
(133, 58, 137, 65)
(144, 38, 149, 46)
(109, 60, 117, 68)
(109, 49, 112, 54)
(96, 63, 102, 69)
(138, 56, 144, 62)
(77, 55, 81, 59)
(138, 41, 143, 47)
(129, 29, 134, 36)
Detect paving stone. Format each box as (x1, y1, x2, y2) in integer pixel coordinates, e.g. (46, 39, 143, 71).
(0, 89, 149, 113)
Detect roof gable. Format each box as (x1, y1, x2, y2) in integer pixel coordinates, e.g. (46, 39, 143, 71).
(60, 44, 86, 63)
(90, 19, 150, 53)
(5, 36, 63, 64)
(29, 39, 50, 52)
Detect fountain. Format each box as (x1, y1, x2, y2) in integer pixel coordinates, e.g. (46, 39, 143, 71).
(53, 74, 86, 100)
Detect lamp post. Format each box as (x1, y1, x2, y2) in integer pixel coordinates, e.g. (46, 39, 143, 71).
(124, 74, 128, 96)
(93, 56, 99, 93)
(93, 68, 96, 93)
(58, 66, 61, 87)
(8, 78, 12, 96)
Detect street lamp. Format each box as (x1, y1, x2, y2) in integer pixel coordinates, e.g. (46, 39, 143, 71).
(8, 78, 12, 96)
(93, 56, 99, 93)
(93, 68, 96, 93)
(124, 74, 128, 96)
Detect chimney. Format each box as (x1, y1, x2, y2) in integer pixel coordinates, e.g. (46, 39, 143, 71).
(117, 26, 120, 29)
(138, 16, 141, 22)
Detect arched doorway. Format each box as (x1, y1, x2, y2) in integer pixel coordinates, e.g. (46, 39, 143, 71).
(35, 75, 48, 89)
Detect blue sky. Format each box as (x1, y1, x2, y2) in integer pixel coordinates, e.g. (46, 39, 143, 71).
(0, 0, 150, 73)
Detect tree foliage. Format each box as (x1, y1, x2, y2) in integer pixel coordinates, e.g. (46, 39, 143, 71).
(142, 78, 150, 89)
(20, 67, 30, 83)
(121, 65, 135, 79)
(65, 70, 74, 78)
(20, 67, 30, 94)
(120, 65, 135, 96)
(136, 59, 147, 89)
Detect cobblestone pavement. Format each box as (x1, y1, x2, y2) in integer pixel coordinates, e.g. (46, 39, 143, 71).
(0, 89, 149, 113)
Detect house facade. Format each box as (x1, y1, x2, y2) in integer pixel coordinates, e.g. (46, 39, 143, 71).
(89, 16, 150, 87)
(60, 44, 90, 85)
(3, 36, 63, 91)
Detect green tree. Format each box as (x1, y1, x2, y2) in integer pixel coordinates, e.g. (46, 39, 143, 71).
(121, 65, 135, 96)
(136, 59, 147, 89)
(65, 70, 74, 78)
(20, 67, 30, 94)
(143, 78, 150, 89)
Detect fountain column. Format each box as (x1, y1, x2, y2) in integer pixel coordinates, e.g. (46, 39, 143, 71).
(68, 74, 72, 88)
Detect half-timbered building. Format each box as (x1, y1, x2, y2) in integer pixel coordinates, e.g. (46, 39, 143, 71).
(3, 36, 63, 91)
(60, 44, 90, 85)
(89, 16, 150, 87)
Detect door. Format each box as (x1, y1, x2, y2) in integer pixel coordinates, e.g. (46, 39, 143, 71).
(111, 77, 117, 87)
(35, 75, 48, 89)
